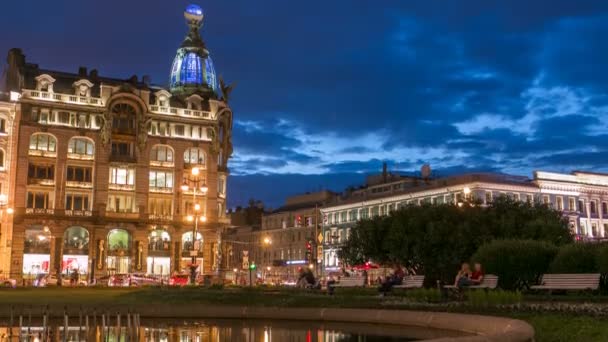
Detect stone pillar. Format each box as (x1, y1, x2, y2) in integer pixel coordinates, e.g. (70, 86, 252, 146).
(600, 200, 606, 238)
(586, 201, 593, 238)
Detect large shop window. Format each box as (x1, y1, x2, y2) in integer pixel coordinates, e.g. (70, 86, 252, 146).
(62, 226, 89, 274)
(184, 147, 205, 165)
(23, 226, 52, 275)
(150, 145, 174, 163)
(68, 137, 95, 158)
(148, 229, 171, 252)
(29, 133, 57, 152)
(109, 167, 135, 185)
(149, 171, 174, 190)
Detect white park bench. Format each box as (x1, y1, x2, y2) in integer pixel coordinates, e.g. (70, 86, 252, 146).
(444, 274, 499, 290)
(393, 275, 425, 289)
(332, 276, 366, 287)
(530, 273, 601, 291)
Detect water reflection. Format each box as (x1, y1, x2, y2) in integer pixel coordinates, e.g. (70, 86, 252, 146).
(0, 319, 466, 341)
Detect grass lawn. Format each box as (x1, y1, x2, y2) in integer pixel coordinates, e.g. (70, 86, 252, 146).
(0, 286, 606, 341)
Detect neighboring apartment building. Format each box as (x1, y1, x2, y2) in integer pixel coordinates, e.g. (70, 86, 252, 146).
(224, 191, 335, 282)
(0, 4, 234, 280)
(321, 168, 608, 274)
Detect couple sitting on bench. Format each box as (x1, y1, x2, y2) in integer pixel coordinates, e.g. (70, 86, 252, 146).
(454, 262, 484, 289)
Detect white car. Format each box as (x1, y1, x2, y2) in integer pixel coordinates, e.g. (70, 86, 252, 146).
(0, 277, 17, 288)
(34, 274, 87, 287)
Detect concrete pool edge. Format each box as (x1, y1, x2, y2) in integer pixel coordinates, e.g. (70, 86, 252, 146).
(0, 305, 534, 342)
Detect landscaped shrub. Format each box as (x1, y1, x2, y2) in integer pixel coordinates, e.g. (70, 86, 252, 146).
(550, 243, 600, 273)
(467, 290, 522, 307)
(596, 245, 608, 274)
(472, 239, 558, 290)
(404, 288, 442, 303)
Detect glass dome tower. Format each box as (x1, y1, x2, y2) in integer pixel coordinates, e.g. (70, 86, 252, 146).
(169, 4, 218, 97)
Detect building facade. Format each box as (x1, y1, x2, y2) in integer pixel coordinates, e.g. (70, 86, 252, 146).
(223, 191, 335, 283)
(0, 4, 234, 280)
(321, 170, 608, 274)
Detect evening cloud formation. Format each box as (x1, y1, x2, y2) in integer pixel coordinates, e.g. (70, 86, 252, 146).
(1, 0, 607, 207)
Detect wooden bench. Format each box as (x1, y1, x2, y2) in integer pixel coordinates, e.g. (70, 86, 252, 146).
(393, 275, 425, 289)
(444, 274, 499, 290)
(530, 273, 601, 291)
(332, 276, 366, 287)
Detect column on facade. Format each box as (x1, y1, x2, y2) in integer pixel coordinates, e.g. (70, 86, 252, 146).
(599, 199, 606, 238)
(585, 201, 593, 238)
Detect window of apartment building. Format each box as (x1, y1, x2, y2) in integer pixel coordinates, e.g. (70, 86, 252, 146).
(556, 197, 564, 211)
(485, 191, 492, 203)
(148, 198, 173, 216)
(513, 193, 521, 201)
(57, 111, 70, 125)
(349, 210, 357, 221)
(149, 171, 174, 190)
(443, 195, 451, 204)
(590, 201, 597, 215)
(111, 142, 132, 157)
(107, 194, 136, 213)
(150, 145, 174, 163)
(109, 167, 135, 185)
(527, 194, 534, 203)
(602, 202, 608, 216)
(542, 195, 550, 206)
(0, 118, 7, 133)
(68, 137, 94, 157)
(218, 178, 225, 195)
(578, 199, 585, 212)
(26, 191, 53, 209)
(346, 228, 351, 240)
(387, 203, 394, 213)
(340, 211, 347, 222)
(324, 231, 330, 244)
(28, 164, 54, 181)
(66, 166, 93, 183)
(337, 230, 343, 243)
(327, 213, 333, 224)
(569, 197, 576, 211)
(184, 147, 205, 165)
(371, 206, 379, 217)
(65, 193, 90, 211)
(360, 208, 369, 219)
(174, 125, 185, 136)
(29, 133, 56, 152)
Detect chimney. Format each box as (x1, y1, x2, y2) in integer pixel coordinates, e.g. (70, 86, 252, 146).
(78, 66, 87, 77)
(89, 69, 98, 80)
(6, 48, 26, 92)
(142, 75, 151, 86)
(129, 75, 138, 84)
(382, 162, 388, 183)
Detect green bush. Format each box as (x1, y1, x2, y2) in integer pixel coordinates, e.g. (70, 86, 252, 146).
(467, 290, 522, 307)
(550, 244, 600, 273)
(404, 288, 442, 303)
(472, 239, 558, 290)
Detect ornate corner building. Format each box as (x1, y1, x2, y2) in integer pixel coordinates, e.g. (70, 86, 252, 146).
(0, 4, 233, 280)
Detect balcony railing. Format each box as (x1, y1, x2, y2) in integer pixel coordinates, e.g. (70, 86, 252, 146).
(150, 105, 212, 120)
(22, 89, 104, 107)
(64, 210, 93, 217)
(65, 181, 93, 189)
(25, 208, 55, 215)
(28, 150, 57, 158)
(148, 214, 174, 222)
(27, 178, 55, 186)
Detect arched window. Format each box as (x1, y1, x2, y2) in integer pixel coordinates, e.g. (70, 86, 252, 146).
(182, 53, 203, 84)
(150, 145, 174, 164)
(63, 226, 89, 253)
(111, 103, 136, 134)
(24, 225, 51, 254)
(148, 229, 171, 252)
(68, 137, 95, 158)
(107, 229, 131, 253)
(29, 133, 56, 153)
(184, 148, 205, 166)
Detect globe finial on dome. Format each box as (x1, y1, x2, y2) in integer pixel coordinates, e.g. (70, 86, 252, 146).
(185, 4, 204, 23)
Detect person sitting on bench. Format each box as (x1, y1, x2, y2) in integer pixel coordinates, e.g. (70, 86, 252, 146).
(470, 263, 484, 285)
(455, 263, 473, 289)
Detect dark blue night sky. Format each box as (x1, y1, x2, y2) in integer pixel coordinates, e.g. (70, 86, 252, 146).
(2, 1, 608, 208)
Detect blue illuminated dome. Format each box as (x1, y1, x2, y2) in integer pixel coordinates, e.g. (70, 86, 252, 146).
(169, 4, 219, 96)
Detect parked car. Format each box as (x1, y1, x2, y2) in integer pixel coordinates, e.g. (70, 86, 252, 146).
(108, 274, 131, 287)
(169, 274, 190, 286)
(0, 276, 17, 288)
(34, 274, 87, 287)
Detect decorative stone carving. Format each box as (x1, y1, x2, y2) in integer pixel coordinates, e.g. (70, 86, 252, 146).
(137, 114, 152, 151)
(99, 113, 112, 146)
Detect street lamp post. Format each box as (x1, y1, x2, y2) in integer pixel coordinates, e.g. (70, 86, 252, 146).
(181, 167, 208, 285)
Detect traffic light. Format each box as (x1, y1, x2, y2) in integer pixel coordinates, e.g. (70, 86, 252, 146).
(296, 215, 302, 226)
(249, 262, 256, 270)
(305, 240, 313, 262)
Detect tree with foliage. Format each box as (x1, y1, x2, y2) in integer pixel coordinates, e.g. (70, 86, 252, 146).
(339, 197, 572, 285)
